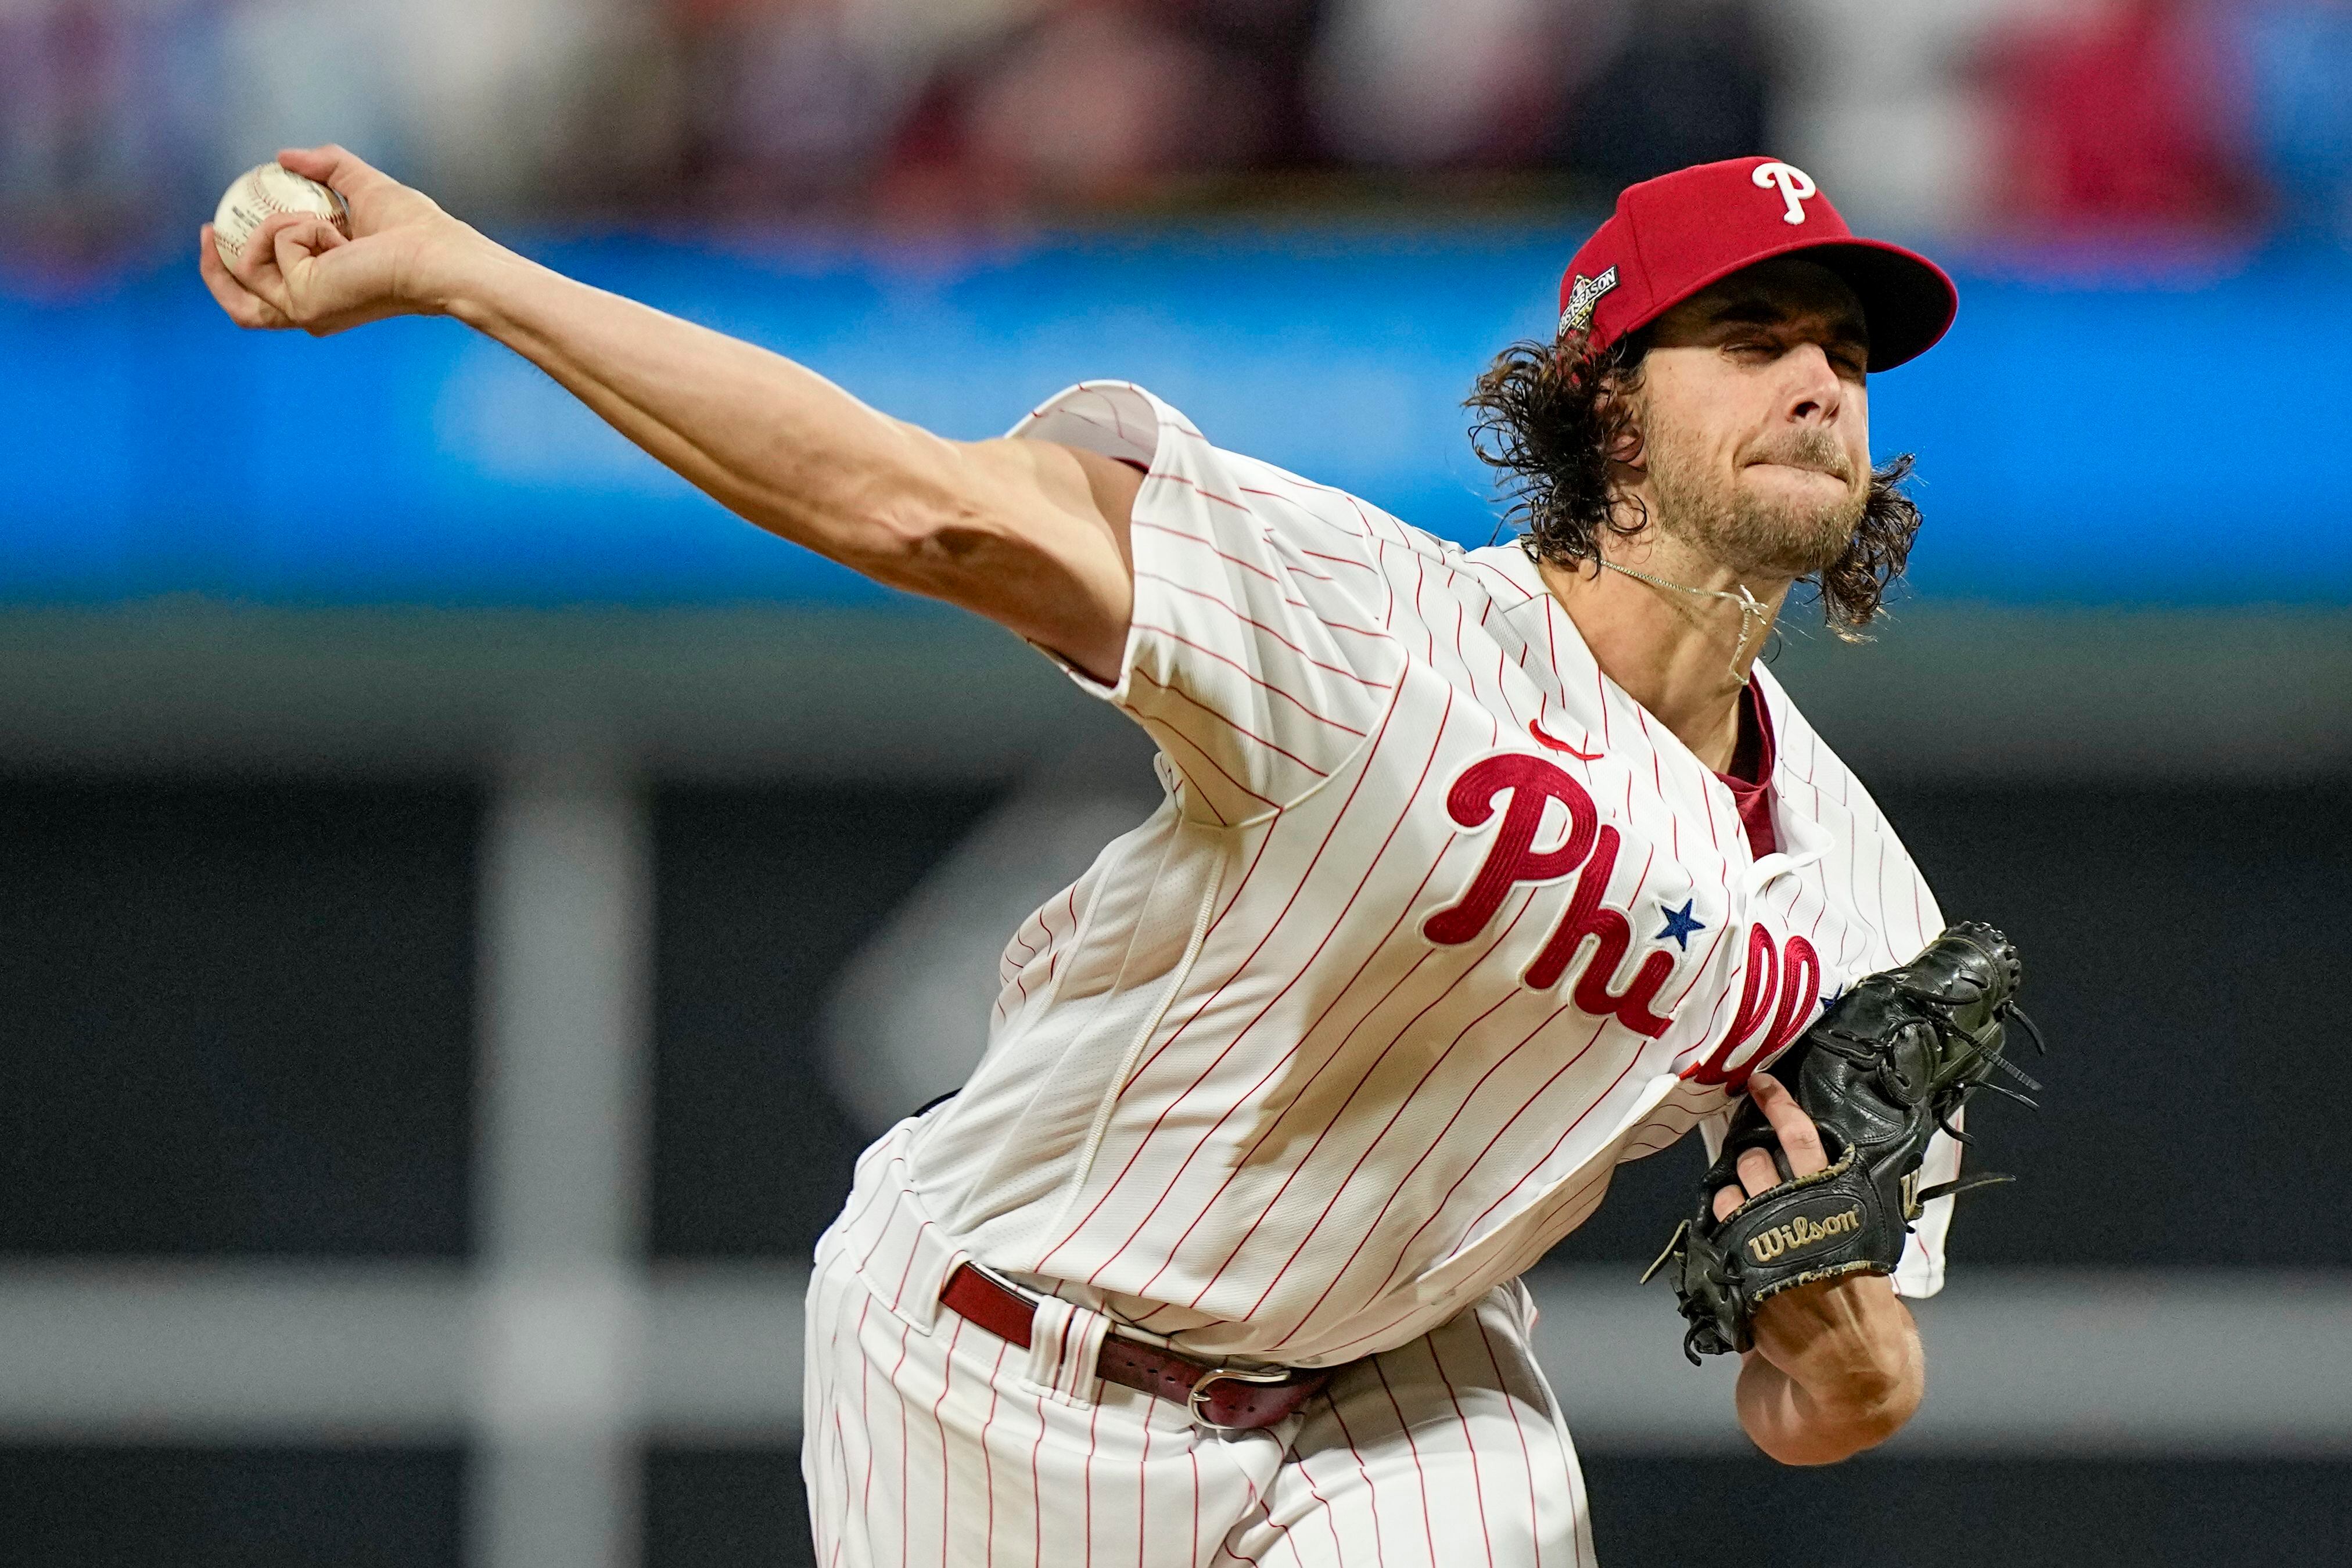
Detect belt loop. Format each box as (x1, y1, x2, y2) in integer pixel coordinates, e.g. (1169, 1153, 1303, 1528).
(1024, 1294, 1111, 1407)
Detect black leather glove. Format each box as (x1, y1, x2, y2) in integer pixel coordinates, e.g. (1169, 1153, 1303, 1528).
(1652, 921, 2042, 1363)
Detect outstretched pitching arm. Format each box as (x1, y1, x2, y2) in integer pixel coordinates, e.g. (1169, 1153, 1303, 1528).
(197, 146, 1144, 683)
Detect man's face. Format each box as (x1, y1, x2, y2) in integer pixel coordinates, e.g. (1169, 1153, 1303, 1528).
(1625, 256, 1874, 580)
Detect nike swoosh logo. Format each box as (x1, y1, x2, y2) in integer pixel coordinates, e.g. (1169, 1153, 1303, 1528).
(1528, 719, 1604, 761)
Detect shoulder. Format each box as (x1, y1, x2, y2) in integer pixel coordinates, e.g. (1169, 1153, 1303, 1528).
(1751, 666, 1858, 817)
(1006, 381, 1173, 466)
(1008, 380, 1448, 580)
(1755, 664, 1944, 928)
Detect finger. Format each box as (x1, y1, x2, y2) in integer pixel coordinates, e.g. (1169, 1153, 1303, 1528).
(198, 227, 295, 329)
(275, 143, 393, 207)
(269, 214, 347, 277)
(1736, 1146, 1779, 1199)
(1712, 1183, 1743, 1223)
(1747, 1071, 1829, 1177)
(229, 211, 325, 318)
(228, 210, 306, 285)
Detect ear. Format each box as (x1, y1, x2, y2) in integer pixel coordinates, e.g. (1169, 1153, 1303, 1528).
(1601, 384, 1646, 471)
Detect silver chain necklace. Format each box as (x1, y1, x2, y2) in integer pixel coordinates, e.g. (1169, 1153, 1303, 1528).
(1593, 556, 1771, 685)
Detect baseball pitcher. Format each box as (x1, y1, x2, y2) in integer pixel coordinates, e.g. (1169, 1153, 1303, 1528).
(202, 151, 2037, 1566)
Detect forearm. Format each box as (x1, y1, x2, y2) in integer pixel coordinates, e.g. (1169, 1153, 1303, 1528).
(202, 146, 1134, 670)
(1736, 1278, 1923, 1465)
(433, 235, 970, 583)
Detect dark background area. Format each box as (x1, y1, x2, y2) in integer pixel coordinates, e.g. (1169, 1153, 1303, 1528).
(0, 778, 478, 1257)
(10, 774, 2343, 1267)
(5, 1447, 2349, 1566)
(3, 769, 2347, 1564)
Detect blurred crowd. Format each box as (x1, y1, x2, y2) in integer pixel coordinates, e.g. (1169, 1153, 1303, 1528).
(5, 0, 2352, 268)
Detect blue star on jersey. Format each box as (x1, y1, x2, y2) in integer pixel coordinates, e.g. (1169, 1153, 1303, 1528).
(1656, 898, 1706, 951)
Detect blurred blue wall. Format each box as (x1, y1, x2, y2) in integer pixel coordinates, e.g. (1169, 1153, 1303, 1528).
(6, 229, 2347, 607)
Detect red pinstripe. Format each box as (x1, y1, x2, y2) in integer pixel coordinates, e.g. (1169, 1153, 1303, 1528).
(1132, 666, 1336, 776)
(1373, 1357, 1441, 1568)
(1411, 550, 1434, 664)
(1136, 614, 1393, 698)
(1191, 1450, 1202, 1565)
(1430, 1332, 1499, 1568)
(821, 1261, 856, 1568)
(1037, 689, 1428, 1276)
(1134, 517, 1284, 584)
(1320, 1037, 1653, 1361)
(1349, 1012, 1614, 1306)
(830, 1402, 853, 1568)
(1252, 473, 1382, 536)
(857, 1297, 880, 1537)
(1298, 546, 1382, 573)
(887, 1217, 935, 1313)
(1586, 642, 1610, 747)
(1123, 841, 1468, 1317)
(1327, 1394, 1389, 1568)
(978, 1337, 1009, 1563)
(1254, 1486, 1310, 1567)
(1144, 466, 1254, 514)
(1145, 720, 1267, 821)
(929, 1317, 964, 1568)
(1141, 570, 1391, 706)
(1029, 1390, 1048, 1568)
(1133, 1411, 1150, 1568)
(1209, 889, 1552, 1320)
(1294, 1443, 1352, 1567)
(1105, 731, 1504, 1325)
(892, 1321, 916, 1563)
(1337, 836, 1665, 1282)
(1053, 815, 1390, 1274)
(1470, 1311, 1547, 1568)
(1490, 1045, 1658, 1231)
(1083, 1401, 1101, 1568)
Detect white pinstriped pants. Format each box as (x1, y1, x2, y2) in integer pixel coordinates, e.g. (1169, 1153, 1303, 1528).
(804, 1127, 1599, 1568)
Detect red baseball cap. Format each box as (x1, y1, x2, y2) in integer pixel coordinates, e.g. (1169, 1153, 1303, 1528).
(1558, 156, 1958, 371)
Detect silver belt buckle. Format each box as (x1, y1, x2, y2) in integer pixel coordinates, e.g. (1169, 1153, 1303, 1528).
(1186, 1363, 1292, 1430)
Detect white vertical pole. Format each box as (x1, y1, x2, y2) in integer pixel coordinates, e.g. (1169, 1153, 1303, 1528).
(471, 750, 651, 1568)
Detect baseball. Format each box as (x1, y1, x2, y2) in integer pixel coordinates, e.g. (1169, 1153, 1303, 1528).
(211, 162, 350, 263)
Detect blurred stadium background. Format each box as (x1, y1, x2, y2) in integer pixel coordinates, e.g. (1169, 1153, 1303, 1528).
(3, 0, 2351, 1563)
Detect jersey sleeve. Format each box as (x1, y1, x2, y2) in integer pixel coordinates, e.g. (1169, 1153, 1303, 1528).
(1892, 1123, 1961, 1299)
(1009, 382, 1406, 826)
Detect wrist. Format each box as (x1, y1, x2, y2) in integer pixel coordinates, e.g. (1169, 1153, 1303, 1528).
(1788, 1281, 1912, 1380)
(1741, 1275, 1923, 1462)
(420, 222, 526, 323)
(1798, 1301, 1921, 1432)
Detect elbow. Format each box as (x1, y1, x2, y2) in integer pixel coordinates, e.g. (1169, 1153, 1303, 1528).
(1820, 1379, 1921, 1463)
(834, 495, 994, 594)
(1765, 1372, 1923, 1468)
(1740, 1352, 1924, 1468)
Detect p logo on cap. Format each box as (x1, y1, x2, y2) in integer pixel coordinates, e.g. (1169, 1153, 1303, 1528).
(1751, 161, 1818, 225)
(1553, 156, 1958, 371)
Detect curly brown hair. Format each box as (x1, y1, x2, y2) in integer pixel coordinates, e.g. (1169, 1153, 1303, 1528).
(1464, 329, 1922, 636)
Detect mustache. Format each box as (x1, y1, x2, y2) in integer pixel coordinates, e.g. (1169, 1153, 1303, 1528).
(1743, 430, 1854, 481)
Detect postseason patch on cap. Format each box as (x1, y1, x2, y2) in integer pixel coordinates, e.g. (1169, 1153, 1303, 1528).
(1560, 264, 1618, 333)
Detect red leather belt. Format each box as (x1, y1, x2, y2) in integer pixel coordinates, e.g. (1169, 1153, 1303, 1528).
(938, 1263, 1331, 1431)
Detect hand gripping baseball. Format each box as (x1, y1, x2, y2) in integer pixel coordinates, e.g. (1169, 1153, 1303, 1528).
(199, 146, 488, 336)
(1650, 921, 2044, 1364)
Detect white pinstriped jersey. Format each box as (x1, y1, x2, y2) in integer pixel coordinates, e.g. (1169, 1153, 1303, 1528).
(906, 381, 1960, 1368)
